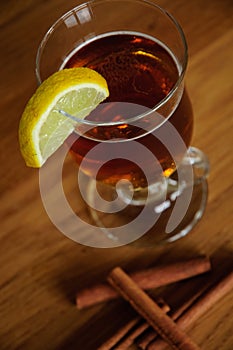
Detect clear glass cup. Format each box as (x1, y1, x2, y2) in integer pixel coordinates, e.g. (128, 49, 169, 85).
(37, 0, 209, 248)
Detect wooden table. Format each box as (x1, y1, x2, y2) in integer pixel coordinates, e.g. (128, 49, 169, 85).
(1, 0, 233, 349)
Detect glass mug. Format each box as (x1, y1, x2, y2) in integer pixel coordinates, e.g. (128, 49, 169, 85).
(37, 0, 209, 247)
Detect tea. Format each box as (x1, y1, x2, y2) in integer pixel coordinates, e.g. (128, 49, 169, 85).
(65, 32, 193, 188)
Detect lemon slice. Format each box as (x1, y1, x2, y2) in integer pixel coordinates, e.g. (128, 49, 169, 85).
(19, 67, 109, 167)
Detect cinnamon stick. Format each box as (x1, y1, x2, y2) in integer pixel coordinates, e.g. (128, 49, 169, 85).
(108, 267, 200, 350)
(97, 316, 140, 350)
(136, 282, 209, 349)
(76, 257, 211, 309)
(97, 298, 170, 350)
(147, 269, 233, 350)
(113, 299, 170, 350)
(114, 320, 149, 350)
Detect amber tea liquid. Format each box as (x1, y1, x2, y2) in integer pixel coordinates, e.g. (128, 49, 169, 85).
(65, 32, 193, 188)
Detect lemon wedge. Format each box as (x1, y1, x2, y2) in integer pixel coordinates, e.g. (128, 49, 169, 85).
(19, 67, 109, 167)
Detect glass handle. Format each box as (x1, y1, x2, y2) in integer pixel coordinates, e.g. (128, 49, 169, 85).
(184, 146, 210, 184)
(167, 146, 209, 197)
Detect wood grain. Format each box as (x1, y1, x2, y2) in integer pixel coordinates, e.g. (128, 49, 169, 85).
(0, 0, 233, 349)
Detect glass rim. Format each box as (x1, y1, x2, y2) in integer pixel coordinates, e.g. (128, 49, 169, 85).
(36, 0, 188, 127)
